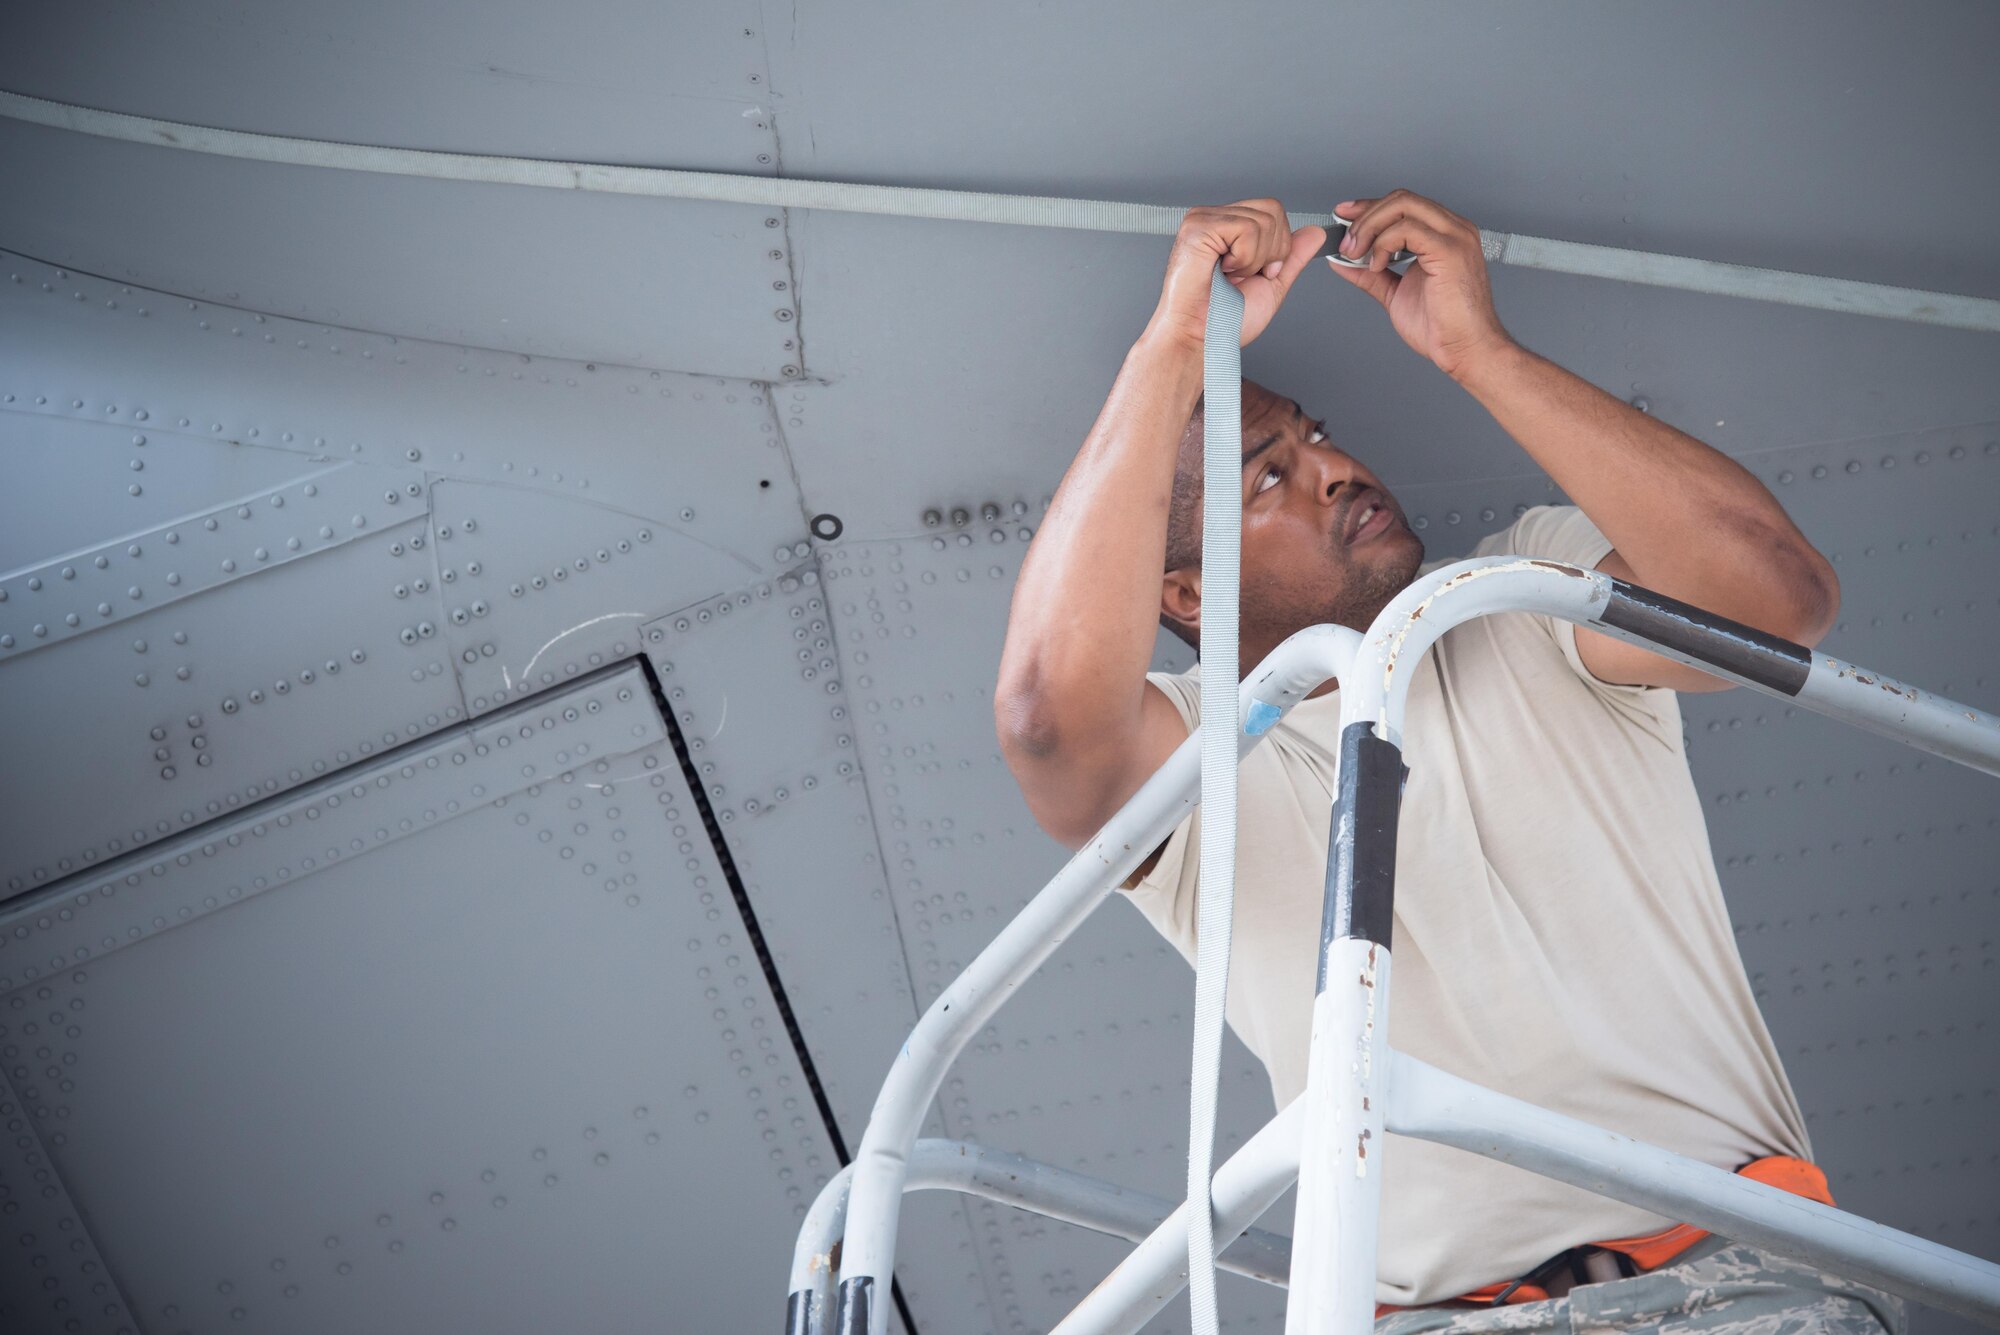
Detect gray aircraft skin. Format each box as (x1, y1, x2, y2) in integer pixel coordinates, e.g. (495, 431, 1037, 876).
(1, 4, 1996, 1333)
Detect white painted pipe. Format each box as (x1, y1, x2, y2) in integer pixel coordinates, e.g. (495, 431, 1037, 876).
(1386, 1051, 2000, 1326)
(1283, 941, 1389, 1335)
(828, 624, 1361, 1335)
(1050, 1099, 1306, 1335)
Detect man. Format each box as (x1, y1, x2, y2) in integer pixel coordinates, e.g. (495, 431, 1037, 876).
(993, 191, 1902, 1333)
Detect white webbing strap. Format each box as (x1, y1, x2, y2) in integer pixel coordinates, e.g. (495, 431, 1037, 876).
(1188, 262, 1245, 1335)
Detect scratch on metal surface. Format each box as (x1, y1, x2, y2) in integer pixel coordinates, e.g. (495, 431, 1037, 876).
(517, 610, 646, 683)
(585, 765, 660, 790)
(710, 694, 729, 742)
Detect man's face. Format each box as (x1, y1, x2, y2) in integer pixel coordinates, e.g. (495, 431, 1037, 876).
(1173, 385, 1427, 647)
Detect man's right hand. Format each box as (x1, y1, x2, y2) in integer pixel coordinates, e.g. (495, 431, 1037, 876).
(1148, 199, 1327, 350)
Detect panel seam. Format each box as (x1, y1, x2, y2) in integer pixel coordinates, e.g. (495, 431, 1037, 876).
(635, 649, 921, 1335)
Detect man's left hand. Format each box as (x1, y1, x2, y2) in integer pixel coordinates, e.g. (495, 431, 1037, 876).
(1330, 190, 1516, 381)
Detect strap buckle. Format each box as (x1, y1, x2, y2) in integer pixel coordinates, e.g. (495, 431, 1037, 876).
(1319, 218, 1418, 270)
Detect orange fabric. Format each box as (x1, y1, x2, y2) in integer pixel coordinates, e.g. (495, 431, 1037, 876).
(1374, 1156, 1832, 1319)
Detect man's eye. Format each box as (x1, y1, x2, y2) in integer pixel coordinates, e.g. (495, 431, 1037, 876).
(1255, 464, 1283, 494)
(1308, 424, 1327, 444)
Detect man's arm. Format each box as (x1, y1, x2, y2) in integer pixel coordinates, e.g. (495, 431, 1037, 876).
(1451, 343, 1838, 691)
(1329, 191, 1838, 690)
(994, 330, 1200, 848)
(995, 201, 1327, 848)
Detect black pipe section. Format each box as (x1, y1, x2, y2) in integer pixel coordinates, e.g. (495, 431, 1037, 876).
(837, 1276, 874, 1335)
(1600, 580, 1811, 696)
(1316, 721, 1407, 992)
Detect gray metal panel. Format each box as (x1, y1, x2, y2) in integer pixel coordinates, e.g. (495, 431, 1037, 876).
(0, 0, 800, 376)
(0, 506, 464, 900)
(0, 665, 837, 1334)
(0, 410, 322, 579)
(641, 572, 991, 1333)
(0, 248, 808, 525)
(0, 1060, 136, 1334)
(642, 572, 917, 1131)
(1682, 423, 2000, 1285)
(1, 246, 809, 898)
(433, 478, 760, 718)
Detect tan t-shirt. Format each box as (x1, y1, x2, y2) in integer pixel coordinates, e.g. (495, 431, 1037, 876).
(1122, 504, 1809, 1306)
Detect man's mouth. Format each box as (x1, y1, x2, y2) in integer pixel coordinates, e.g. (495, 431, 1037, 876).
(1344, 489, 1393, 545)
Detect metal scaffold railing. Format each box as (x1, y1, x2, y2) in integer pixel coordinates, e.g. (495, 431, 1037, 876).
(787, 558, 2000, 1335)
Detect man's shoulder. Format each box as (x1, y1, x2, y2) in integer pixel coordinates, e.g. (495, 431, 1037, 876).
(1144, 668, 1201, 728)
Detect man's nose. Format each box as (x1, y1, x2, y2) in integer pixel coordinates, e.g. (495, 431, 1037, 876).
(1306, 455, 1356, 506)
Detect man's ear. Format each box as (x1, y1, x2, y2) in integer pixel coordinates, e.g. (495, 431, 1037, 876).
(1161, 569, 1201, 638)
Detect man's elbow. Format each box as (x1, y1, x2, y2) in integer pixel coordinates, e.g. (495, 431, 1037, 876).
(1779, 544, 1840, 648)
(993, 686, 1117, 849)
(994, 679, 1064, 762)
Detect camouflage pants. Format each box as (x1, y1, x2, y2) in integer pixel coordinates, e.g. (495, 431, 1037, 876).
(1376, 1237, 1908, 1335)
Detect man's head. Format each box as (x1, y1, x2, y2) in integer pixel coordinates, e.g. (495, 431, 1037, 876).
(1160, 378, 1425, 659)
